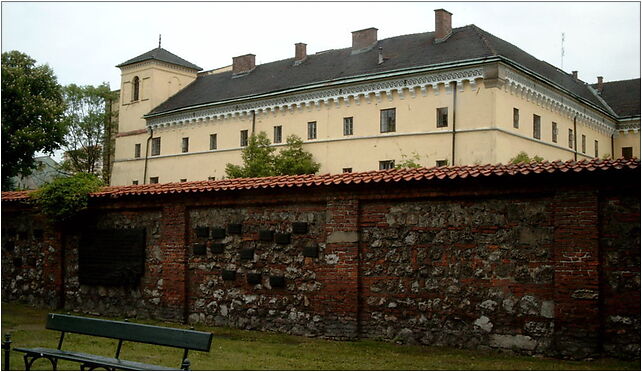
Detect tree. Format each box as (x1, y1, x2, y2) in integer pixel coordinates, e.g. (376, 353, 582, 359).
(509, 151, 544, 164)
(274, 135, 320, 175)
(1, 51, 67, 190)
(31, 172, 103, 222)
(225, 133, 320, 178)
(395, 152, 422, 169)
(60, 83, 117, 177)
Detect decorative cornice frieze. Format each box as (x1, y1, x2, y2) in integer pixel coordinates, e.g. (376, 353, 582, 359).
(119, 60, 198, 75)
(146, 67, 484, 129)
(615, 118, 641, 133)
(499, 65, 616, 135)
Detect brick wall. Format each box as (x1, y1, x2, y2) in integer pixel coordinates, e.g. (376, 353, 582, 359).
(2, 171, 639, 360)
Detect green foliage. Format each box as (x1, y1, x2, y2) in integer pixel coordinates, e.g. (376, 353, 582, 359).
(395, 152, 422, 169)
(509, 151, 544, 164)
(226, 133, 319, 178)
(31, 173, 103, 221)
(274, 135, 321, 175)
(2, 51, 67, 190)
(61, 83, 118, 177)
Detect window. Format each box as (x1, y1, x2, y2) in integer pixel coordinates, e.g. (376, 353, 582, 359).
(533, 114, 541, 139)
(581, 135, 586, 153)
(343, 117, 353, 136)
(151, 137, 161, 156)
(132, 180, 139, 185)
(552, 122, 558, 143)
(513, 108, 520, 128)
(134, 143, 141, 158)
(436, 107, 448, 128)
(568, 129, 574, 149)
(149, 177, 159, 184)
(342, 168, 352, 173)
(132, 76, 140, 101)
(180, 179, 187, 182)
(307, 121, 317, 140)
(274, 126, 282, 143)
(380, 108, 396, 133)
(594, 140, 599, 158)
(182, 137, 189, 153)
(622, 147, 633, 159)
(210, 134, 217, 150)
(240, 130, 249, 147)
(379, 160, 395, 170)
(208, 176, 216, 181)
(436, 160, 448, 167)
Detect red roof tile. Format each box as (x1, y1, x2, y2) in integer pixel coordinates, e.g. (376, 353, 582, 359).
(2, 158, 639, 203)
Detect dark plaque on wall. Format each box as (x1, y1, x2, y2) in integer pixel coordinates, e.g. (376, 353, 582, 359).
(274, 233, 291, 245)
(303, 244, 318, 258)
(240, 248, 254, 260)
(33, 229, 44, 240)
(211, 228, 226, 239)
(195, 226, 210, 238)
(247, 272, 262, 285)
(292, 222, 309, 234)
(193, 243, 206, 256)
(222, 270, 236, 281)
(13, 257, 22, 267)
(259, 230, 274, 241)
(210, 242, 225, 254)
(227, 224, 242, 235)
(269, 276, 285, 288)
(79, 228, 146, 287)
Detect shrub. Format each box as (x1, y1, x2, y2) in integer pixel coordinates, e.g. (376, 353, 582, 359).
(31, 173, 103, 221)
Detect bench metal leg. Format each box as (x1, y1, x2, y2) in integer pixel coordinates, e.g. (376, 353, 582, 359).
(80, 362, 115, 371)
(23, 353, 58, 370)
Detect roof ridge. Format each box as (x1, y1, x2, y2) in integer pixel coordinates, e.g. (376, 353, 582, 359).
(470, 24, 497, 56)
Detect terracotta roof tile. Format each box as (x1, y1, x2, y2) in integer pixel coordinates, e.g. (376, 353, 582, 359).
(2, 158, 639, 203)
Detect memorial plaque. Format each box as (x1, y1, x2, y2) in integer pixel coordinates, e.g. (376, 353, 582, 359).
(240, 248, 254, 260)
(303, 244, 318, 258)
(269, 276, 285, 288)
(79, 228, 146, 286)
(33, 229, 44, 240)
(193, 243, 206, 255)
(195, 227, 210, 238)
(222, 270, 236, 281)
(227, 224, 242, 235)
(247, 273, 262, 285)
(211, 228, 226, 239)
(13, 257, 22, 267)
(210, 242, 225, 254)
(292, 222, 309, 234)
(259, 230, 274, 241)
(274, 233, 291, 245)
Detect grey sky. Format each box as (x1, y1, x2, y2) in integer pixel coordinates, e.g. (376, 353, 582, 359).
(2, 1, 640, 91)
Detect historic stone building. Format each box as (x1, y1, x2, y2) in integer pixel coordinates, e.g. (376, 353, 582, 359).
(109, 9, 640, 185)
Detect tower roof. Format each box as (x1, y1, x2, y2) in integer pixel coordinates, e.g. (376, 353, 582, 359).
(116, 47, 202, 71)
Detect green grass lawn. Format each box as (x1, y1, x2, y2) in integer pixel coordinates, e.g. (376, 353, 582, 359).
(1, 302, 638, 370)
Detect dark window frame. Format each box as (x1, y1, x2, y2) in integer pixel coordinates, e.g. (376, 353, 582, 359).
(181, 137, 189, 153)
(622, 147, 633, 159)
(151, 137, 161, 156)
(307, 121, 317, 140)
(513, 108, 519, 129)
(149, 176, 159, 184)
(533, 114, 541, 139)
(240, 130, 249, 147)
(436, 107, 448, 128)
(343, 117, 353, 136)
(379, 160, 395, 170)
(274, 125, 283, 143)
(581, 134, 586, 153)
(134, 143, 141, 158)
(380, 108, 396, 133)
(132, 76, 140, 102)
(568, 129, 574, 149)
(210, 134, 217, 150)
(552, 122, 558, 143)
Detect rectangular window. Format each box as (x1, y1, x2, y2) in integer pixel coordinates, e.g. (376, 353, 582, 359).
(343, 117, 353, 136)
(307, 121, 317, 140)
(436, 160, 448, 167)
(513, 108, 520, 128)
(182, 137, 189, 153)
(274, 126, 282, 143)
(552, 122, 558, 143)
(379, 160, 395, 170)
(209, 134, 217, 150)
(240, 130, 249, 147)
(132, 180, 139, 185)
(436, 107, 448, 128)
(180, 178, 187, 182)
(208, 176, 216, 181)
(622, 147, 633, 159)
(568, 129, 574, 149)
(380, 108, 396, 133)
(151, 137, 161, 156)
(149, 177, 159, 184)
(342, 168, 352, 173)
(134, 143, 141, 158)
(581, 135, 586, 153)
(594, 140, 599, 158)
(533, 114, 541, 139)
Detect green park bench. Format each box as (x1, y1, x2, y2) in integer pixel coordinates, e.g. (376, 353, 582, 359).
(13, 313, 213, 370)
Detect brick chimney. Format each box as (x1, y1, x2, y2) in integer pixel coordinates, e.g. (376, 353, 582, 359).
(597, 76, 604, 92)
(232, 54, 255, 75)
(351, 27, 378, 54)
(572, 71, 578, 79)
(434, 9, 453, 42)
(294, 43, 307, 64)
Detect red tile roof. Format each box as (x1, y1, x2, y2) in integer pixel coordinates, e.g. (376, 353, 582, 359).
(3, 158, 639, 203)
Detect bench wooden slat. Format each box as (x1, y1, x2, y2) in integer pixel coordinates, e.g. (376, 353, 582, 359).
(46, 314, 212, 352)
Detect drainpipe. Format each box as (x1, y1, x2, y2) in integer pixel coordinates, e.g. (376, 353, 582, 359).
(610, 133, 615, 159)
(573, 116, 577, 161)
(251, 110, 256, 135)
(451, 81, 457, 165)
(143, 128, 153, 184)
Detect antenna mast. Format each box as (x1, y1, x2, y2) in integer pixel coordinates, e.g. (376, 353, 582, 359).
(158, 34, 162, 48)
(561, 32, 565, 70)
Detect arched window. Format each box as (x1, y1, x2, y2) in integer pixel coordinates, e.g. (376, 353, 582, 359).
(132, 76, 140, 101)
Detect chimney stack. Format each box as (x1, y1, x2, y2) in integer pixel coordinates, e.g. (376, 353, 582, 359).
(351, 27, 378, 54)
(232, 54, 255, 75)
(294, 43, 307, 64)
(434, 9, 453, 42)
(597, 76, 604, 92)
(572, 71, 578, 79)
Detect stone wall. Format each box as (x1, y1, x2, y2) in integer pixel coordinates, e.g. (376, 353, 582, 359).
(2, 171, 639, 360)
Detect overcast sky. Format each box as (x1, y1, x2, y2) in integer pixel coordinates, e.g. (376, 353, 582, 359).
(2, 1, 640, 92)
